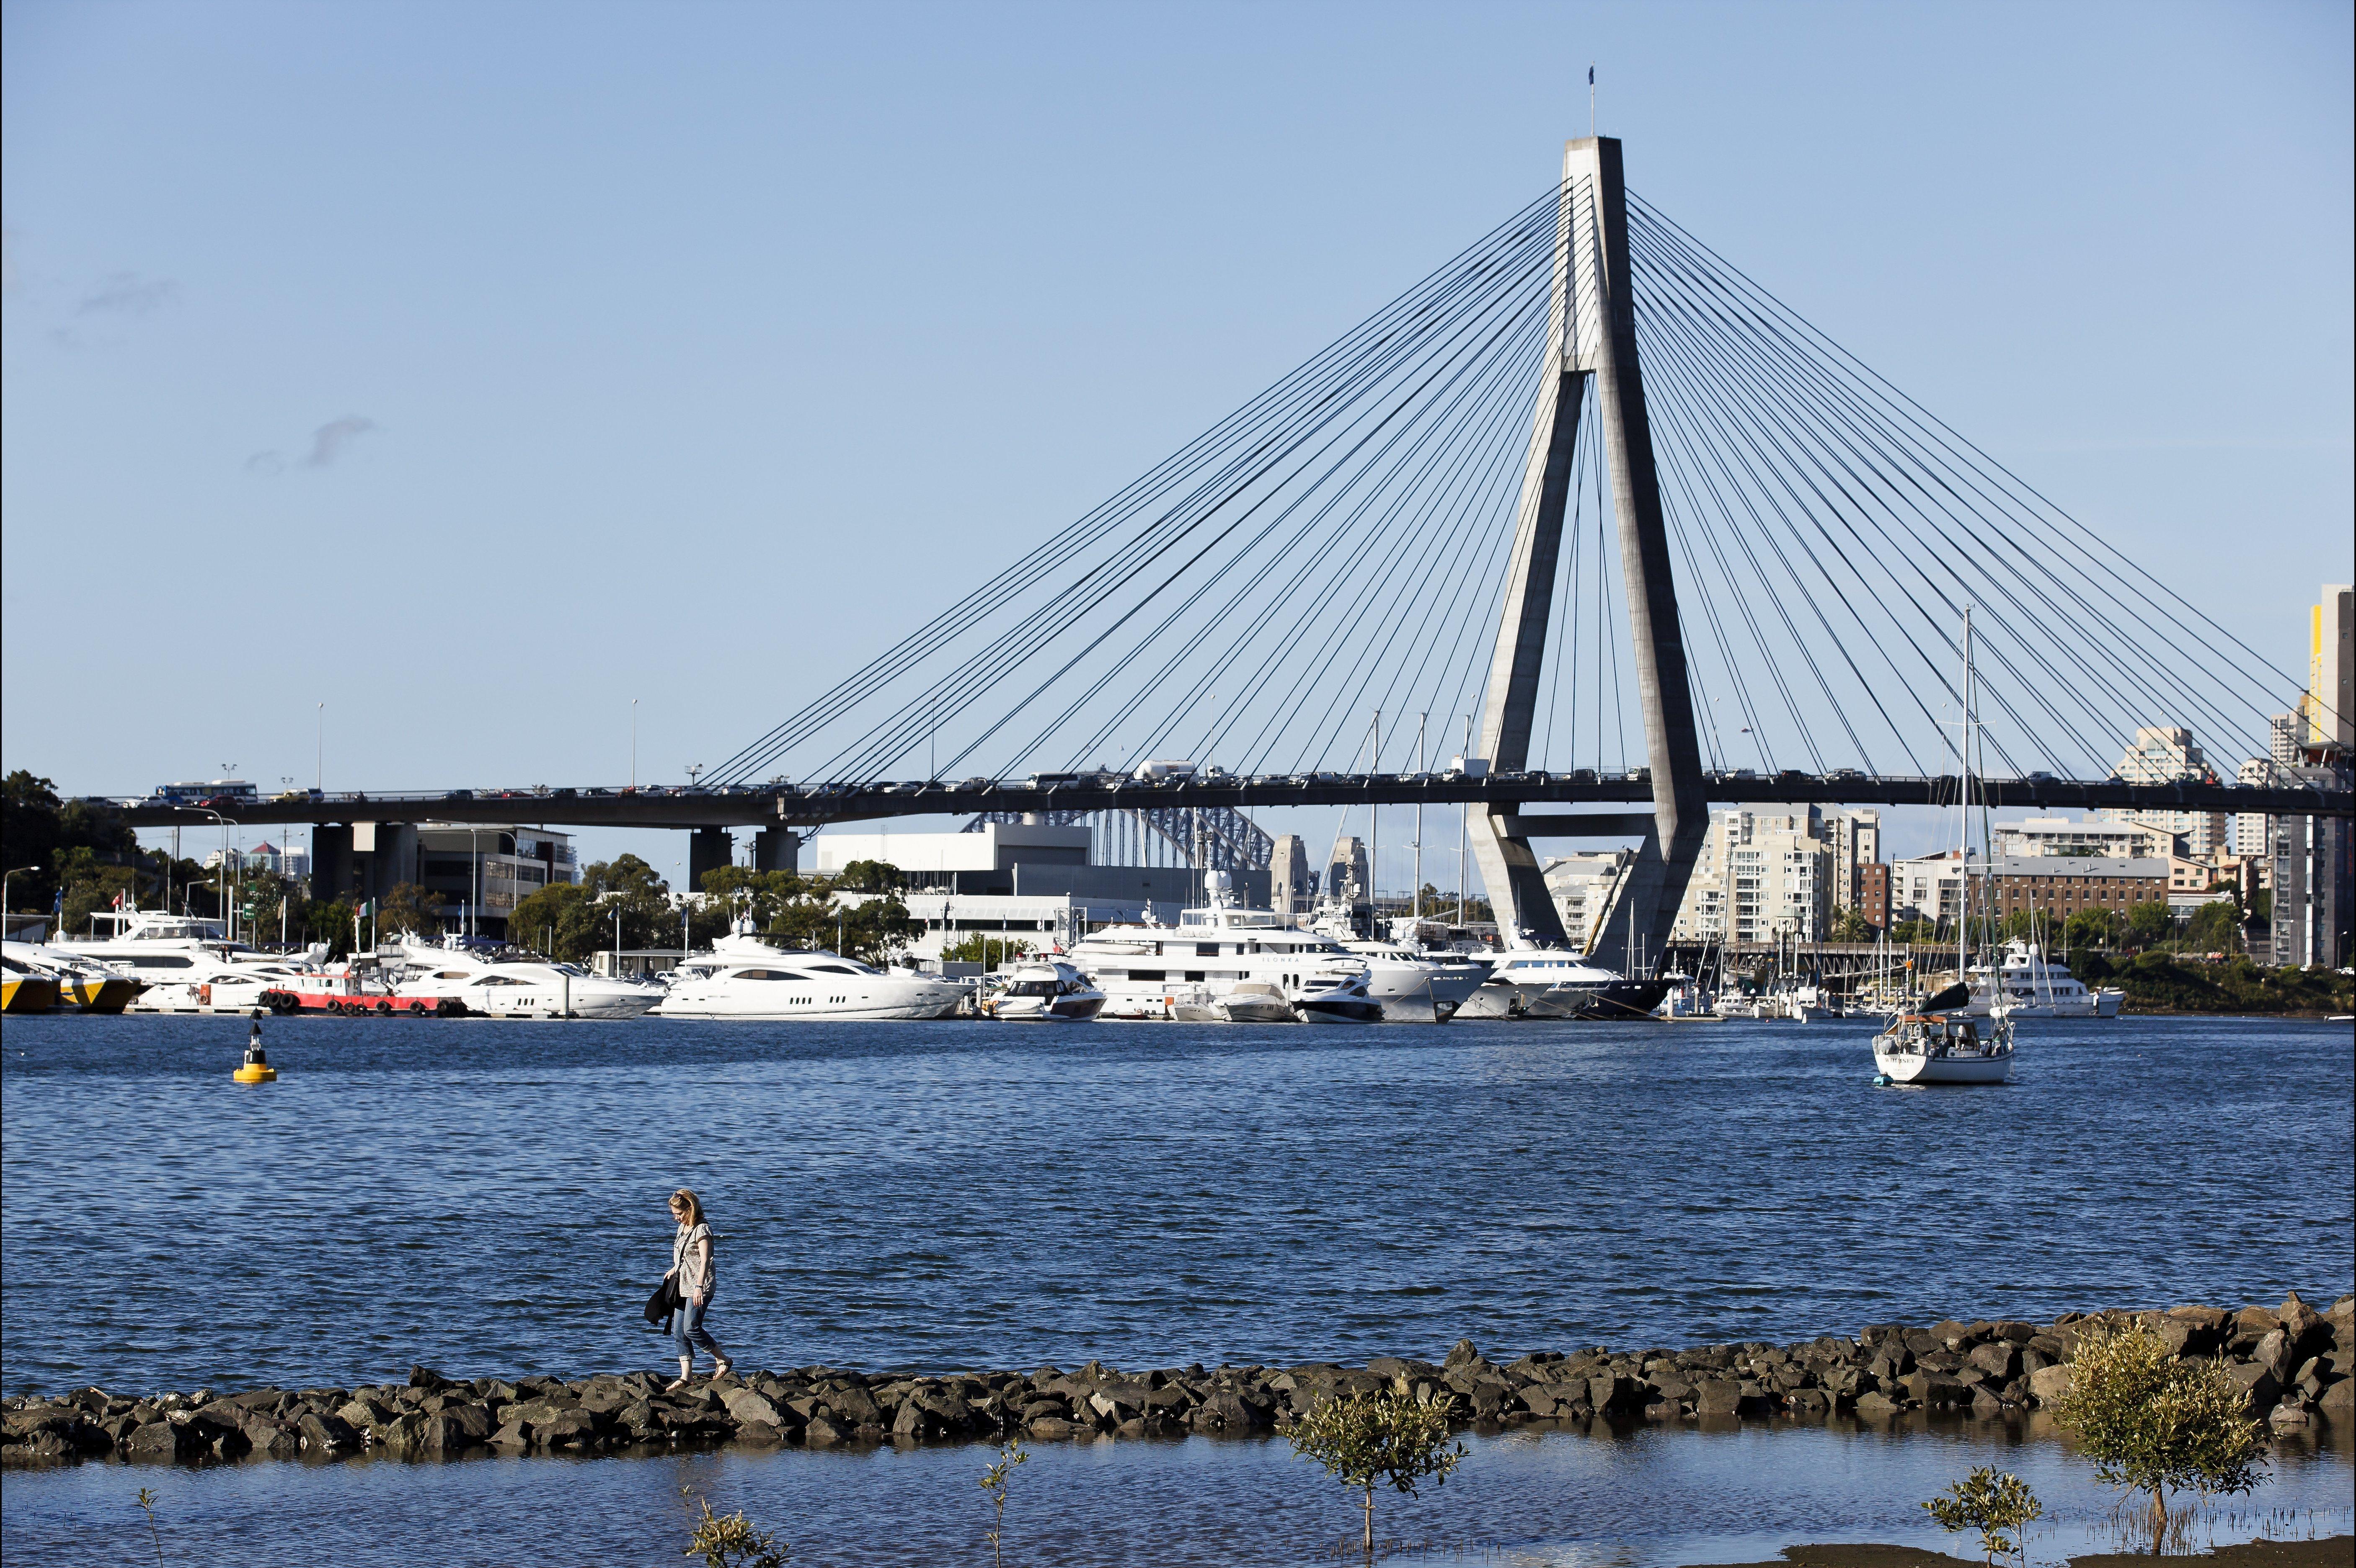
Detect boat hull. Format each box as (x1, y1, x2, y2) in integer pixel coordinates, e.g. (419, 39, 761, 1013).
(1299, 999, 1384, 1024)
(1873, 1046, 2013, 1085)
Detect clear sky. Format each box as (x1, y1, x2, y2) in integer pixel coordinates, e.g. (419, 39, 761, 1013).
(4, 0, 2350, 887)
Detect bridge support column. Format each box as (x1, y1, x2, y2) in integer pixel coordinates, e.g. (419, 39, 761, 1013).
(688, 828, 733, 891)
(1470, 135, 1707, 970)
(312, 824, 355, 903)
(753, 828, 799, 874)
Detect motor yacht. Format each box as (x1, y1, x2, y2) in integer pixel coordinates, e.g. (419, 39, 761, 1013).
(388, 939, 660, 1019)
(1296, 969, 1386, 1025)
(655, 929, 969, 1020)
(1301, 904, 1490, 1022)
(59, 909, 323, 1013)
(1172, 980, 1297, 1023)
(1963, 940, 2122, 1019)
(1456, 949, 1671, 1020)
(984, 960, 1105, 1021)
(1065, 875, 1369, 1020)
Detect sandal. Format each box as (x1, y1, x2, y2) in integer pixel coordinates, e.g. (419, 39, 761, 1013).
(664, 1378, 688, 1394)
(713, 1360, 734, 1380)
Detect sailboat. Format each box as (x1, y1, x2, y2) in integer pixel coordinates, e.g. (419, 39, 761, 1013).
(1872, 608, 2016, 1086)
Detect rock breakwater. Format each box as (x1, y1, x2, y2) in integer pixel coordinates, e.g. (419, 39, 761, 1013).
(7, 1293, 2348, 1468)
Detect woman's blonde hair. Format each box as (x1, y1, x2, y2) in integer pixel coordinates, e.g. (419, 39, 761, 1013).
(670, 1188, 704, 1228)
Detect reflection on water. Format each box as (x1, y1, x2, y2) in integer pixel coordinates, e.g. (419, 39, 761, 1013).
(2, 1413, 2348, 1566)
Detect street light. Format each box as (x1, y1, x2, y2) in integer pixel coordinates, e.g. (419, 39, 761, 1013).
(187, 807, 234, 941)
(2, 865, 39, 934)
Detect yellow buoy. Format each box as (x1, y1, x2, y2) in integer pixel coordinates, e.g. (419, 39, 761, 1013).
(235, 1021, 278, 1084)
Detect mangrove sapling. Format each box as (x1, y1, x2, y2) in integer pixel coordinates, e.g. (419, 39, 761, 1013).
(2052, 1318, 2265, 1555)
(1922, 1467, 2041, 1568)
(1289, 1375, 1467, 1557)
(134, 1486, 163, 1567)
(684, 1495, 789, 1568)
(979, 1439, 1029, 1568)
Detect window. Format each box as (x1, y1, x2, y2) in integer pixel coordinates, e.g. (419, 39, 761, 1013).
(1130, 969, 1166, 982)
(1184, 970, 1206, 982)
(1196, 943, 1220, 957)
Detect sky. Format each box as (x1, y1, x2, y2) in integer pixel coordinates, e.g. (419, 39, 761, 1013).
(4, 0, 2350, 890)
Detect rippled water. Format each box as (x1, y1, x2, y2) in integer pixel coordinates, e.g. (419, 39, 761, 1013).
(1, 1014, 2349, 1393)
(3, 1012, 2351, 1564)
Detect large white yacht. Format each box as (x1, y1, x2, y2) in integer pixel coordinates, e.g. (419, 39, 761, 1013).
(1963, 939, 2123, 1019)
(1300, 904, 1492, 1023)
(59, 910, 321, 1013)
(1457, 949, 1671, 1020)
(1067, 876, 1371, 1020)
(390, 938, 661, 1019)
(654, 930, 969, 1020)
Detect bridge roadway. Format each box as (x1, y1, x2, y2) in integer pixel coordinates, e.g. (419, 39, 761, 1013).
(98, 771, 2354, 833)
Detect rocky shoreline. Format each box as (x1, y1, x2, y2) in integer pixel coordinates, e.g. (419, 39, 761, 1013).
(6, 1293, 2348, 1468)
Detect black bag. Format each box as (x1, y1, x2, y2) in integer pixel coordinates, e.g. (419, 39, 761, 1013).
(644, 1274, 682, 1329)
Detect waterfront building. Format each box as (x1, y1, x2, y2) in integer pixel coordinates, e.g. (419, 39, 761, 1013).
(1889, 851, 2167, 928)
(1992, 815, 2173, 859)
(1856, 861, 1891, 931)
(416, 825, 579, 934)
(1668, 807, 1835, 944)
(2263, 765, 2352, 969)
(1542, 848, 1634, 952)
(2100, 726, 2227, 857)
(1824, 809, 1881, 913)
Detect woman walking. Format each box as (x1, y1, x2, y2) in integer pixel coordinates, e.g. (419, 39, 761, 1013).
(664, 1188, 731, 1390)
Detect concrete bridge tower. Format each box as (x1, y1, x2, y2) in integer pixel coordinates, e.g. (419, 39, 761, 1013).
(1468, 137, 1708, 970)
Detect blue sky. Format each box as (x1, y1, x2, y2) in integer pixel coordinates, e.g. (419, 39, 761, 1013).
(4, 0, 2349, 887)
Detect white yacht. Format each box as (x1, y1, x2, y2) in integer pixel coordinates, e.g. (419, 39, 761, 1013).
(59, 911, 321, 1013)
(391, 939, 661, 1019)
(655, 930, 969, 1020)
(1066, 877, 1369, 1020)
(1301, 905, 1491, 1023)
(3, 942, 143, 1013)
(1173, 980, 1297, 1023)
(984, 959, 1105, 1021)
(1457, 950, 1672, 1020)
(1964, 940, 2123, 1019)
(1296, 970, 1385, 1025)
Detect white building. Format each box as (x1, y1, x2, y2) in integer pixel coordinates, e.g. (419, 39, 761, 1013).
(2101, 725, 2226, 857)
(1669, 807, 1835, 944)
(1543, 849, 1634, 952)
(1992, 815, 2173, 860)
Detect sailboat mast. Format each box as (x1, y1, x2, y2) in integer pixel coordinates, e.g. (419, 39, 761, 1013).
(1960, 606, 1973, 984)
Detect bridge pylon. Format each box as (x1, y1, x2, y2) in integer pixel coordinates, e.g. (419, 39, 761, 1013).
(1469, 137, 1708, 969)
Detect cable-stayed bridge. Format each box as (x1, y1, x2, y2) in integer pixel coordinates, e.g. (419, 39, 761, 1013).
(104, 137, 2351, 959)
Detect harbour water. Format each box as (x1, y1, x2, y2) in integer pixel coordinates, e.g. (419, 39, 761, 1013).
(3, 1013, 2351, 1562)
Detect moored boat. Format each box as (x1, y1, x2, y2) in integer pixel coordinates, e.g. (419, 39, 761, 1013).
(986, 960, 1106, 1021)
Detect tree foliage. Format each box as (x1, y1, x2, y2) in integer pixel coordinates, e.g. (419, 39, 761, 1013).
(1922, 1466, 2042, 1567)
(2053, 1319, 2265, 1551)
(684, 1495, 787, 1568)
(375, 882, 442, 938)
(1290, 1375, 1467, 1555)
(2, 771, 140, 918)
(940, 931, 1031, 967)
(832, 859, 906, 894)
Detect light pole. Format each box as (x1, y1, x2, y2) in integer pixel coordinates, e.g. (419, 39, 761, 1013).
(190, 807, 233, 940)
(631, 699, 638, 790)
(316, 705, 325, 792)
(2, 865, 38, 933)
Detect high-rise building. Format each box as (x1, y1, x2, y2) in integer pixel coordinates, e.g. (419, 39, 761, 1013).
(2304, 584, 2353, 750)
(2102, 725, 2226, 856)
(1669, 807, 1835, 943)
(1542, 849, 1635, 952)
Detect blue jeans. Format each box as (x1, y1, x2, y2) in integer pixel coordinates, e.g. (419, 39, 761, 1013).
(674, 1292, 723, 1364)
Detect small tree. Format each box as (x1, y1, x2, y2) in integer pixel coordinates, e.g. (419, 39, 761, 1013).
(978, 1439, 1028, 1568)
(1290, 1375, 1467, 1557)
(684, 1496, 787, 1568)
(2052, 1319, 2264, 1553)
(1922, 1466, 2041, 1567)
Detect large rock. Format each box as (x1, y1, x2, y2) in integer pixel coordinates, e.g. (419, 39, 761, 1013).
(296, 1412, 359, 1452)
(2316, 1377, 2354, 1418)
(803, 1414, 849, 1446)
(1588, 1374, 1641, 1415)
(1853, 1391, 1904, 1418)
(722, 1389, 788, 1431)
(1967, 1343, 2019, 1380)
(1696, 1380, 1743, 1417)
(2227, 1363, 2281, 1416)
(2277, 1293, 2322, 1339)
(2255, 1329, 2297, 1385)
(2028, 1364, 2073, 1405)
(126, 1420, 204, 1462)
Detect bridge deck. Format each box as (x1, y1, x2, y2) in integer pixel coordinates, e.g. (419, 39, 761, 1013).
(98, 771, 2352, 831)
